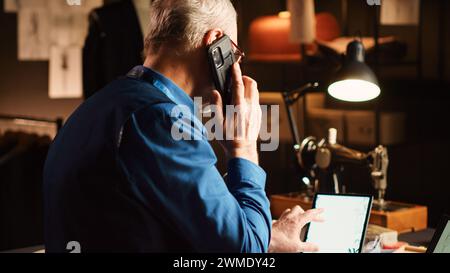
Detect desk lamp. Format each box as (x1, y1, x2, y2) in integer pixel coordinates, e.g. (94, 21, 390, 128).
(328, 40, 381, 102)
(283, 40, 388, 206)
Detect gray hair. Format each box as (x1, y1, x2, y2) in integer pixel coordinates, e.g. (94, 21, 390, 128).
(144, 0, 237, 55)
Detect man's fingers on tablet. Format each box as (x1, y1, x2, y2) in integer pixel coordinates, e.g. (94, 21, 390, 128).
(297, 208, 325, 227)
(298, 242, 319, 253)
(290, 205, 305, 216)
(280, 208, 292, 219)
(313, 214, 325, 222)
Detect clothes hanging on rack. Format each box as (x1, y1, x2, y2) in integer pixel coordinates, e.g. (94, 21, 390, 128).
(0, 131, 52, 251)
(0, 132, 36, 166)
(0, 116, 59, 251)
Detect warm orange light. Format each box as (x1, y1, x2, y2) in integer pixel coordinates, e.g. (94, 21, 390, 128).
(248, 12, 341, 62)
(248, 15, 301, 62)
(278, 11, 291, 19)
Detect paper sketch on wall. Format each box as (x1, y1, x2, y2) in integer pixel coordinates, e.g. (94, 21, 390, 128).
(380, 0, 420, 26)
(49, 46, 82, 99)
(50, 0, 103, 46)
(50, 12, 90, 47)
(12, 0, 103, 98)
(49, 0, 103, 13)
(47, 0, 103, 98)
(6, 0, 102, 13)
(18, 5, 50, 60)
(3, 0, 19, 13)
(133, 0, 151, 35)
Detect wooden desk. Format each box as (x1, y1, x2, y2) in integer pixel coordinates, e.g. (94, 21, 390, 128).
(270, 193, 428, 233)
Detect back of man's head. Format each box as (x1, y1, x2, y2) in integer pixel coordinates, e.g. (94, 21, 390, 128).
(144, 0, 237, 55)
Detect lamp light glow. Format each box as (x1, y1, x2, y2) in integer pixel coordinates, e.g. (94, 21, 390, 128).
(328, 79, 381, 102)
(327, 40, 380, 102)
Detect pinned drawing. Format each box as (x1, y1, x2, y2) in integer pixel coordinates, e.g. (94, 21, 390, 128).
(50, 0, 103, 13)
(18, 6, 50, 60)
(50, 12, 88, 47)
(12, 0, 103, 97)
(380, 0, 420, 26)
(49, 46, 82, 99)
(3, 0, 19, 13)
(47, 0, 103, 98)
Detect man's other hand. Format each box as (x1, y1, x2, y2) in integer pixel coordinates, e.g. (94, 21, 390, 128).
(211, 63, 262, 165)
(268, 206, 324, 253)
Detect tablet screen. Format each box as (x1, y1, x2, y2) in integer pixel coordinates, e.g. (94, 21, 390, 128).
(432, 220, 450, 253)
(305, 194, 372, 253)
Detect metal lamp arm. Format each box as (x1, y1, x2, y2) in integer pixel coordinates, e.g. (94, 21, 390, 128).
(283, 82, 319, 105)
(282, 82, 319, 147)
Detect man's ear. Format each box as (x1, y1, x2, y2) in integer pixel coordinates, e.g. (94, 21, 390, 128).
(203, 29, 225, 47)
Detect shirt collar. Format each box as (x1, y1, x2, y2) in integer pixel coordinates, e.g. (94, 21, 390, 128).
(140, 65, 194, 112)
(128, 66, 206, 138)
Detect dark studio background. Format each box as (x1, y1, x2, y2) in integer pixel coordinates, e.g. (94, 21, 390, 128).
(0, 0, 450, 250)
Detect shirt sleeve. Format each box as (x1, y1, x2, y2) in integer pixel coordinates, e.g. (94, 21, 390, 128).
(117, 103, 272, 252)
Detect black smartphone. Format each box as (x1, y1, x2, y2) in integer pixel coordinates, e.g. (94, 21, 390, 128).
(206, 35, 236, 110)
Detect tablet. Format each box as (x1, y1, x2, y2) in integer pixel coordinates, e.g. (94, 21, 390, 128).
(427, 215, 450, 253)
(304, 193, 373, 253)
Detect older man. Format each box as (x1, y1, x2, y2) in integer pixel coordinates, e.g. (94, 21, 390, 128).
(43, 0, 322, 253)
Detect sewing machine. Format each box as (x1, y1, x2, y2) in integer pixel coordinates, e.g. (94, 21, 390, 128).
(270, 128, 427, 233)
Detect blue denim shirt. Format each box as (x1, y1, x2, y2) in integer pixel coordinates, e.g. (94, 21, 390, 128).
(44, 66, 271, 252)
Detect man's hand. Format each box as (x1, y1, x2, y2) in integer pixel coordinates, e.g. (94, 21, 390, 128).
(211, 63, 262, 165)
(268, 206, 324, 253)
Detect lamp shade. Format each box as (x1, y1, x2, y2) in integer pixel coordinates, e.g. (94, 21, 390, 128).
(328, 40, 381, 102)
(248, 15, 301, 61)
(247, 12, 340, 62)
